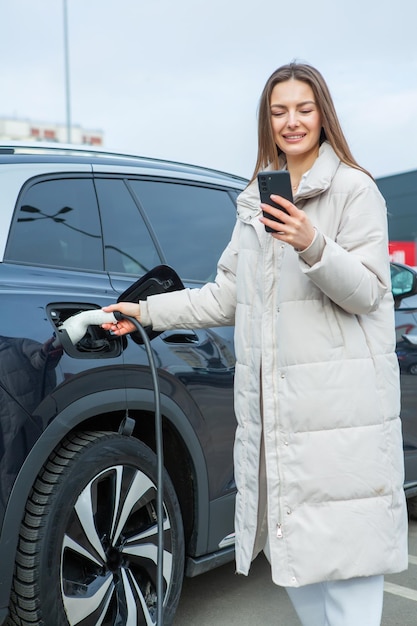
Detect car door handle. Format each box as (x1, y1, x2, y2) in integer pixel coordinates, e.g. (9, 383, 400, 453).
(161, 330, 199, 344)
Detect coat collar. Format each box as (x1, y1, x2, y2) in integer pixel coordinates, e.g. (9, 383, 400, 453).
(237, 142, 341, 225)
(293, 141, 341, 200)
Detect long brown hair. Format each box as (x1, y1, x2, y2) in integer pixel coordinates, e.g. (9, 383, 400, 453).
(249, 62, 372, 182)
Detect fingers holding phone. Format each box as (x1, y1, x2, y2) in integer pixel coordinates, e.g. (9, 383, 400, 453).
(257, 171, 315, 249)
(260, 194, 294, 231)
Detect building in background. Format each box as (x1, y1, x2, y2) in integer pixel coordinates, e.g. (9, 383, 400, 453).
(377, 170, 417, 266)
(0, 116, 103, 147)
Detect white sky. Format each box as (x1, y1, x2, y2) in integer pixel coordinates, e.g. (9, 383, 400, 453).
(1, 0, 416, 179)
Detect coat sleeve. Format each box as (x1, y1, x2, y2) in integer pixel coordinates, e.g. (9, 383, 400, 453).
(299, 181, 391, 315)
(140, 223, 240, 331)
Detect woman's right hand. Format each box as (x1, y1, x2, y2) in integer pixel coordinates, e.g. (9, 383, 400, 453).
(101, 302, 142, 336)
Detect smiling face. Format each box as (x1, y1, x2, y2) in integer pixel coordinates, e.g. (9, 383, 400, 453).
(270, 78, 322, 167)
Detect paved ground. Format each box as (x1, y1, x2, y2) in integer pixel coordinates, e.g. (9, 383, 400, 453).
(174, 518, 417, 625)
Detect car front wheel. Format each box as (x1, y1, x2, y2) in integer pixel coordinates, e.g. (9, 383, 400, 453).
(8, 430, 184, 626)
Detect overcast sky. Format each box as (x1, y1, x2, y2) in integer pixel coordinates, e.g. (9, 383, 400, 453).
(1, 0, 416, 180)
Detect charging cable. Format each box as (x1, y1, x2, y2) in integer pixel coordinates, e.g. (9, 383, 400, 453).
(115, 312, 165, 625)
(56, 309, 165, 625)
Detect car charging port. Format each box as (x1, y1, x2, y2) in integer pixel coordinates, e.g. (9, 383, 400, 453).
(47, 303, 125, 359)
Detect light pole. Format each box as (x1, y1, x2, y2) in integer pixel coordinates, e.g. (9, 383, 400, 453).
(63, 0, 71, 143)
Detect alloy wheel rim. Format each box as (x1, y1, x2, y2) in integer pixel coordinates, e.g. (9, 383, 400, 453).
(60, 464, 172, 625)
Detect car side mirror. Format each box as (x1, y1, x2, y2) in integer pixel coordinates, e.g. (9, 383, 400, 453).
(391, 262, 417, 307)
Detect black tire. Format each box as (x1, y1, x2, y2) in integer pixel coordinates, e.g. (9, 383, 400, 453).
(409, 363, 417, 375)
(8, 430, 184, 626)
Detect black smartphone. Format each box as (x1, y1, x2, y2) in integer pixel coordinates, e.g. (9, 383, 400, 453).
(257, 170, 293, 232)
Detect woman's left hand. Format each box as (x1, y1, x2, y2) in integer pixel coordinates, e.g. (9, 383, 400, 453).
(260, 194, 315, 250)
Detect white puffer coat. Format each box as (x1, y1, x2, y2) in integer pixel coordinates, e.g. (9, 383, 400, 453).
(140, 142, 408, 587)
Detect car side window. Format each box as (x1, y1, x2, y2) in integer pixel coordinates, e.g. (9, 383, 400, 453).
(94, 178, 161, 275)
(6, 177, 103, 271)
(129, 180, 237, 282)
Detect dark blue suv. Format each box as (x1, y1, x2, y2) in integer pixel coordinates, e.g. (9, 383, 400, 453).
(0, 144, 416, 626)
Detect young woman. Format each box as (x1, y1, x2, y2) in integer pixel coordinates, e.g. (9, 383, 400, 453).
(103, 62, 408, 626)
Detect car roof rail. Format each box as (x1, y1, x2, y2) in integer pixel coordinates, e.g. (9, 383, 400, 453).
(0, 141, 248, 183)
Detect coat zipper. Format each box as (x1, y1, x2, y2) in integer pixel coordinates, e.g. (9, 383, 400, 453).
(270, 238, 284, 541)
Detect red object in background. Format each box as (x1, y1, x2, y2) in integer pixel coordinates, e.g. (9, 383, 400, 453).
(389, 241, 416, 266)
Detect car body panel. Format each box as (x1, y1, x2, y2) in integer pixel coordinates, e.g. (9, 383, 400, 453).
(395, 293, 417, 494)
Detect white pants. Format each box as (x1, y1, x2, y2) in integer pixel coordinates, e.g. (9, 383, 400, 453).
(284, 575, 384, 626)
